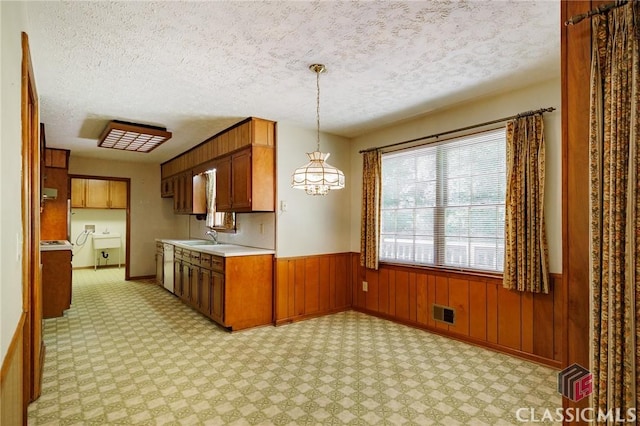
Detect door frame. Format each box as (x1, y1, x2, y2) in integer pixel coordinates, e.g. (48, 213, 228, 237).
(21, 31, 43, 405)
(68, 175, 131, 279)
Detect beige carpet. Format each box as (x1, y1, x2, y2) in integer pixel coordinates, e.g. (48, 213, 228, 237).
(28, 268, 560, 425)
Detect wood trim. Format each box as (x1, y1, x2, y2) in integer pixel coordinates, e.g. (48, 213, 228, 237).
(21, 31, 43, 404)
(1, 313, 27, 426)
(68, 174, 131, 280)
(562, 0, 601, 421)
(275, 252, 355, 261)
(128, 274, 156, 281)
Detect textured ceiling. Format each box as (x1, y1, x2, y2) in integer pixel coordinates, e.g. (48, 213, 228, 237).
(25, 1, 560, 164)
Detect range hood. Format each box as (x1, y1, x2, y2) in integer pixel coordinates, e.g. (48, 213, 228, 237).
(42, 187, 58, 200)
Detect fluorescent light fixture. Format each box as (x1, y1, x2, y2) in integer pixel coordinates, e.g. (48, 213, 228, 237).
(98, 120, 172, 153)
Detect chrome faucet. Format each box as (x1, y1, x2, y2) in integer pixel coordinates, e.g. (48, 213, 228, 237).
(205, 230, 218, 244)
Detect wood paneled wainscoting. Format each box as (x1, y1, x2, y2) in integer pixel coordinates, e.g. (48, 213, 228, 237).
(275, 253, 352, 325)
(1, 313, 27, 425)
(351, 254, 563, 368)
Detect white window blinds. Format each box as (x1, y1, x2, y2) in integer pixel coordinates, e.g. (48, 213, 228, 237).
(380, 128, 506, 272)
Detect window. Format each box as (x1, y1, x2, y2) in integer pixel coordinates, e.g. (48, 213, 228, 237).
(204, 169, 233, 229)
(380, 128, 506, 272)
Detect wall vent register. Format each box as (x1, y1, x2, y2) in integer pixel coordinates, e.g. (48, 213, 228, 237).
(432, 304, 455, 325)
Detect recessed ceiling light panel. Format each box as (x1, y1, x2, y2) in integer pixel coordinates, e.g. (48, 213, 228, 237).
(98, 120, 172, 153)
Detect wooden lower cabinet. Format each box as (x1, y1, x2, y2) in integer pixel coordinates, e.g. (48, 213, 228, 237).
(210, 271, 224, 324)
(155, 242, 163, 286)
(42, 250, 72, 318)
(171, 245, 272, 331)
(199, 268, 212, 316)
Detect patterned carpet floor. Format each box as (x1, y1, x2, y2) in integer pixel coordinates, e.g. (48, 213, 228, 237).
(27, 268, 560, 425)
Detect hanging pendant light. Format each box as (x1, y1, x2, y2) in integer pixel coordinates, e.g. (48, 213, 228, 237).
(291, 64, 345, 196)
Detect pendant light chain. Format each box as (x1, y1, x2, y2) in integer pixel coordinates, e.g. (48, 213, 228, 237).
(316, 67, 321, 152)
(290, 63, 345, 195)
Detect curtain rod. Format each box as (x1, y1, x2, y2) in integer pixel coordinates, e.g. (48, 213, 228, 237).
(358, 107, 556, 154)
(564, 1, 628, 26)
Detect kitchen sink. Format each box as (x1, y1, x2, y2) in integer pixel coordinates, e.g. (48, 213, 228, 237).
(180, 240, 220, 246)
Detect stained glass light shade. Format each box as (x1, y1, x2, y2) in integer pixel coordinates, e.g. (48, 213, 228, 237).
(291, 151, 345, 196)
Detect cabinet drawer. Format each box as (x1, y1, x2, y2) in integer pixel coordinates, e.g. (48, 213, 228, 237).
(174, 247, 184, 260)
(189, 251, 201, 263)
(200, 253, 212, 269)
(211, 256, 224, 272)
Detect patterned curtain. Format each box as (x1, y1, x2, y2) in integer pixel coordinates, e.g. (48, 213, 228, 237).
(360, 150, 381, 270)
(503, 114, 550, 293)
(205, 171, 216, 228)
(589, 2, 639, 418)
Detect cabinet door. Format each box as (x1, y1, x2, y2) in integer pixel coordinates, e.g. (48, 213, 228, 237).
(45, 149, 68, 169)
(231, 149, 252, 210)
(183, 172, 193, 214)
(70, 178, 86, 207)
(211, 271, 224, 325)
(109, 181, 127, 209)
(215, 156, 232, 211)
(192, 174, 206, 215)
(181, 263, 191, 302)
(199, 268, 212, 316)
(174, 259, 183, 297)
(189, 264, 199, 307)
(173, 175, 183, 212)
(85, 179, 110, 208)
(155, 245, 163, 286)
(161, 178, 174, 198)
(172, 172, 195, 214)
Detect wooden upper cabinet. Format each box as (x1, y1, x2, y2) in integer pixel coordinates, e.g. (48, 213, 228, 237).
(231, 149, 252, 210)
(161, 177, 174, 198)
(160, 117, 275, 180)
(70, 178, 86, 208)
(172, 171, 206, 215)
(109, 180, 127, 209)
(161, 117, 275, 213)
(215, 156, 232, 211)
(44, 148, 69, 169)
(216, 145, 274, 213)
(71, 178, 128, 209)
(86, 179, 110, 208)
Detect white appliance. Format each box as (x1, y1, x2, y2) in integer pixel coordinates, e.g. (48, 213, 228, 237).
(163, 243, 174, 293)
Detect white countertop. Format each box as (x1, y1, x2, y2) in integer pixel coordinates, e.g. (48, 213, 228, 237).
(158, 239, 275, 257)
(40, 240, 73, 252)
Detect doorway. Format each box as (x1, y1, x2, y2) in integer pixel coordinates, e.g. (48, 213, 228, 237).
(68, 175, 131, 278)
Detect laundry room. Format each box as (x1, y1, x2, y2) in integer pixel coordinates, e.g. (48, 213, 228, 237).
(71, 205, 126, 270)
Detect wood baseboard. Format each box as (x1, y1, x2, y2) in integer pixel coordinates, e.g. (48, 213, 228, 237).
(275, 307, 351, 327)
(353, 306, 561, 369)
(72, 265, 125, 270)
(128, 275, 156, 281)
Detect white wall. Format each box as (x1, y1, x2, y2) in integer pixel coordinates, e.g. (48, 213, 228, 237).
(69, 156, 188, 277)
(70, 209, 127, 268)
(349, 78, 562, 273)
(276, 123, 351, 257)
(189, 213, 276, 250)
(0, 1, 28, 362)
